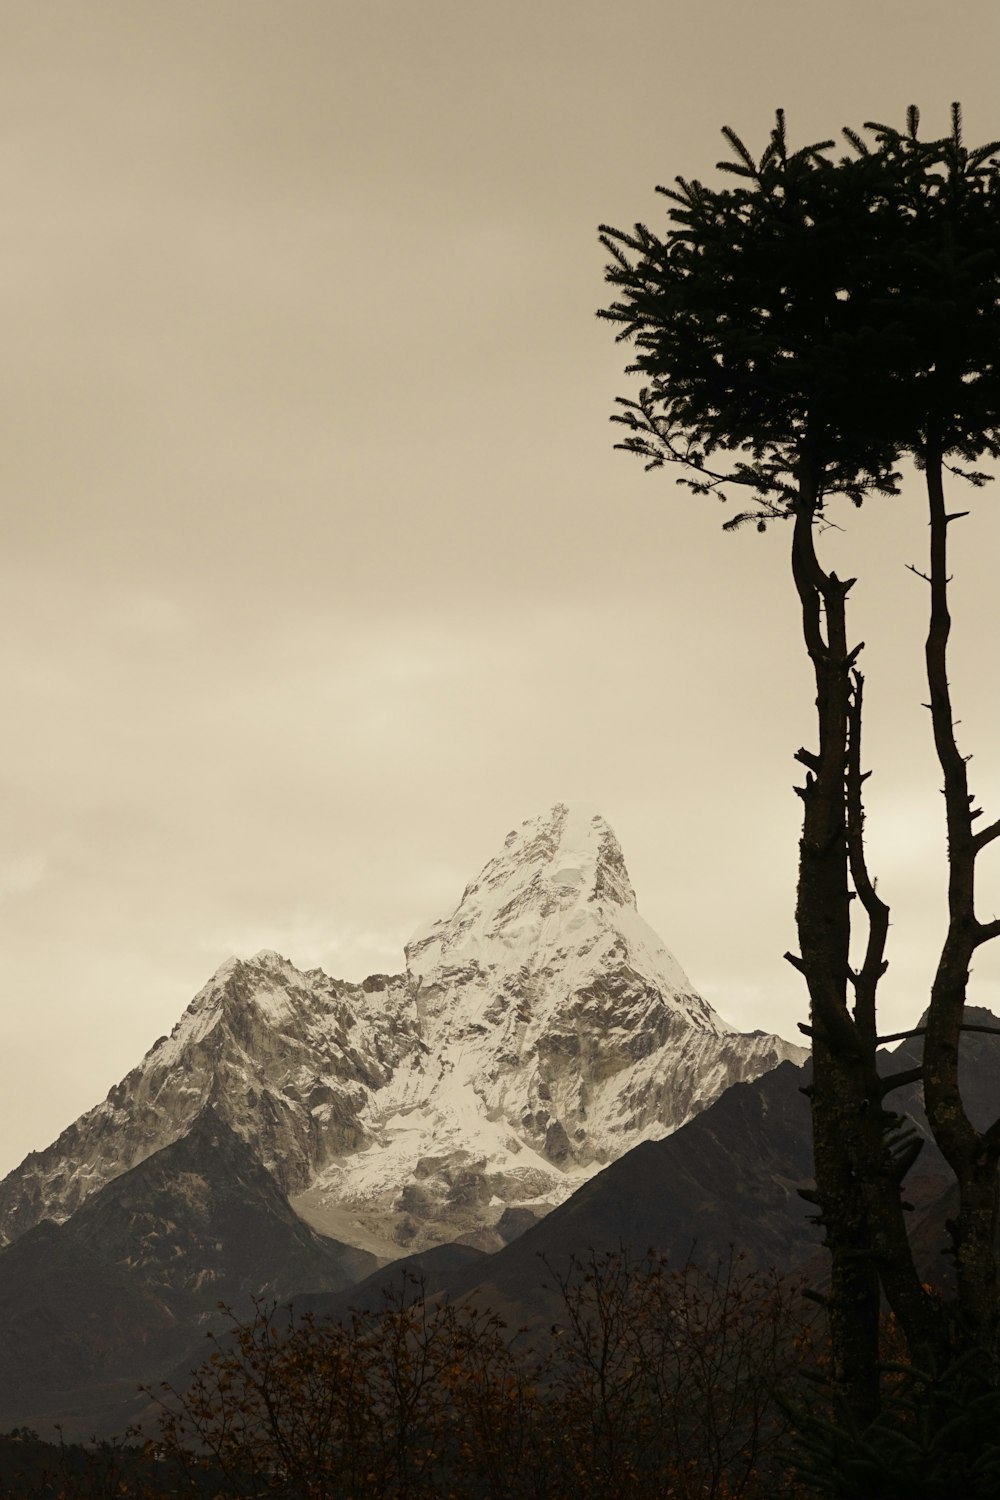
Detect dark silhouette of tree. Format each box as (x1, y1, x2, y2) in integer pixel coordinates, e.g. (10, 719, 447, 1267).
(870, 109, 1000, 1352)
(598, 105, 1000, 1419)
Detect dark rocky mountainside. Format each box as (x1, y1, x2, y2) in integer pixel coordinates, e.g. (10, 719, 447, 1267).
(437, 1012, 1000, 1328)
(437, 1060, 818, 1328)
(0, 1109, 377, 1436)
(63, 1107, 377, 1316)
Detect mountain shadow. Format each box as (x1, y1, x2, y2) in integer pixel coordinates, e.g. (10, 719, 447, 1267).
(0, 1108, 378, 1437)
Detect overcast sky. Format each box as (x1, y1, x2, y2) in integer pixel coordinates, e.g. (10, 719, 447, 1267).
(2, 1, 1000, 1176)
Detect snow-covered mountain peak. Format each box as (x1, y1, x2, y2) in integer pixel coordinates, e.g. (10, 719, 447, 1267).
(406, 803, 629, 976)
(405, 803, 722, 1037)
(0, 803, 806, 1255)
(488, 802, 636, 909)
(145, 950, 299, 1068)
(251, 948, 288, 967)
(442, 803, 632, 933)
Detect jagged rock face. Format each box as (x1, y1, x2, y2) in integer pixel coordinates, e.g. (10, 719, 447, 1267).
(0, 803, 805, 1253)
(0, 959, 418, 1245)
(62, 1108, 378, 1315)
(0, 1109, 379, 1438)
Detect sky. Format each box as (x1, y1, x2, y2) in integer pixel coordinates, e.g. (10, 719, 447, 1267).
(2, 0, 1000, 1176)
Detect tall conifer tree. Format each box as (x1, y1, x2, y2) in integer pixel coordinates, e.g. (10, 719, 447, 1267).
(599, 107, 1000, 1418)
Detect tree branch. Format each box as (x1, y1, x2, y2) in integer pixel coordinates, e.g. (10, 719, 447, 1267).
(844, 669, 890, 1051)
(877, 1023, 1000, 1045)
(879, 1067, 924, 1097)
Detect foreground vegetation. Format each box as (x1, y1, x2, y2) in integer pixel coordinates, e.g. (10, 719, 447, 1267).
(1, 1251, 810, 1499)
(9, 1250, 1000, 1499)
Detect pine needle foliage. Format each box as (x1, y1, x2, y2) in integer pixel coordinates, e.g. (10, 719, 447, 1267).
(597, 106, 1000, 530)
(791, 1352, 1000, 1500)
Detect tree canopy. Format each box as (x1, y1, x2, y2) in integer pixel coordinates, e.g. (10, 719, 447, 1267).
(599, 105, 1000, 523)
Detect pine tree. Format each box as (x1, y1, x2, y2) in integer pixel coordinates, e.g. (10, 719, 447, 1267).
(598, 106, 1000, 1423)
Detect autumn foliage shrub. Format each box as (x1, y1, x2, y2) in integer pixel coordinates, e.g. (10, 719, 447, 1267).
(143, 1249, 815, 1500)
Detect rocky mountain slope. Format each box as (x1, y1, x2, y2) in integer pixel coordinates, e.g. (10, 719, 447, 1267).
(11, 1014, 999, 1441)
(0, 803, 804, 1253)
(435, 1011, 1000, 1331)
(0, 1108, 376, 1436)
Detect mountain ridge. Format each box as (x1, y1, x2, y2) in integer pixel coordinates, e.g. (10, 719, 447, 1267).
(0, 803, 805, 1253)
(0, 1106, 377, 1436)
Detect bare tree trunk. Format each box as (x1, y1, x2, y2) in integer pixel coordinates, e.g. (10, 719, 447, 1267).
(845, 674, 942, 1370)
(921, 436, 1000, 1353)
(787, 481, 880, 1418)
(788, 475, 942, 1411)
